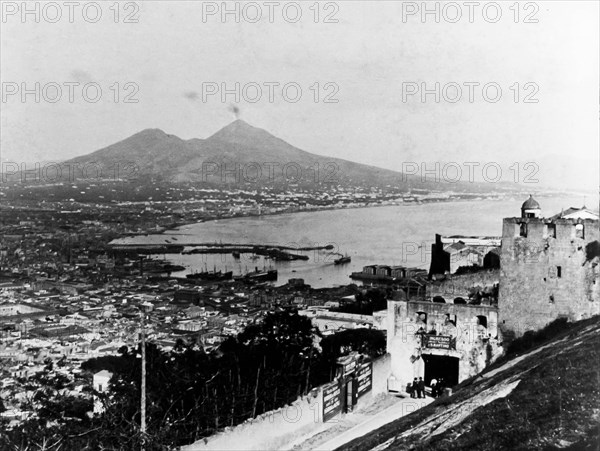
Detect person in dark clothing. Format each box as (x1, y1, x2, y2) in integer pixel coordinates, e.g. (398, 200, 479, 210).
(411, 378, 418, 398)
(437, 378, 444, 397)
(417, 377, 425, 398)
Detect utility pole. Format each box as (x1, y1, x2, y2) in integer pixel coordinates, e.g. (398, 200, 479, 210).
(140, 311, 146, 450)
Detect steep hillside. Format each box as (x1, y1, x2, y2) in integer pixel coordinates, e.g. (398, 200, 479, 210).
(66, 128, 199, 175)
(340, 316, 600, 451)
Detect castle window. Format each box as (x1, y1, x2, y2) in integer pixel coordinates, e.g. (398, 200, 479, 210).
(575, 224, 584, 239)
(557, 266, 562, 278)
(475, 315, 487, 338)
(519, 223, 528, 237)
(476, 315, 488, 328)
(544, 223, 556, 238)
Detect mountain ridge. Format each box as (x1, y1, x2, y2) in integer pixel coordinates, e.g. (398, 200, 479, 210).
(60, 120, 515, 191)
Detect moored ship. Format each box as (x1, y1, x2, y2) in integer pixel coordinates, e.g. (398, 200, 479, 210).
(235, 267, 278, 282)
(334, 255, 351, 265)
(186, 269, 233, 281)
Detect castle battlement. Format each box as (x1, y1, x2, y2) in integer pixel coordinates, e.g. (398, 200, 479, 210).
(502, 217, 595, 243)
(503, 217, 598, 225)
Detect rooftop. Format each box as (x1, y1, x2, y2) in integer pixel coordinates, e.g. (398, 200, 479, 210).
(522, 195, 541, 210)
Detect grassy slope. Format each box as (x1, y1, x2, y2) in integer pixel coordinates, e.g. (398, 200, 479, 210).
(340, 316, 600, 451)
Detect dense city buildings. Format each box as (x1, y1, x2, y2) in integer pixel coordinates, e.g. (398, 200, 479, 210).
(1, 181, 598, 448)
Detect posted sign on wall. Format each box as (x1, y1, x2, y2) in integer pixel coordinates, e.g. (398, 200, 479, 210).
(423, 335, 454, 350)
(356, 361, 372, 398)
(322, 381, 342, 422)
(337, 355, 357, 376)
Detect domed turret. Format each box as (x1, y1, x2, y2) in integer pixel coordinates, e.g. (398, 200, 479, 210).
(521, 195, 541, 218)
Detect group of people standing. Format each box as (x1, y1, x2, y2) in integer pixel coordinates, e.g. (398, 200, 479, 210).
(410, 377, 425, 398)
(409, 377, 446, 398)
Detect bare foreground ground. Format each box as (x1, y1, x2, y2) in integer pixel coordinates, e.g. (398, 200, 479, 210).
(287, 395, 432, 451)
(184, 392, 431, 451)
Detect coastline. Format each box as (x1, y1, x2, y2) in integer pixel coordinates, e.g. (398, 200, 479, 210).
(135, 191, 538, 239)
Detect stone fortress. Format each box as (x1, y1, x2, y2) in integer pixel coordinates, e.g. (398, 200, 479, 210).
(499, 196, 599, 340)
(385, 196, 599, 393)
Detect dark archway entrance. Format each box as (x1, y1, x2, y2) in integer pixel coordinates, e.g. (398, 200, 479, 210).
(422, 354, 459, 387)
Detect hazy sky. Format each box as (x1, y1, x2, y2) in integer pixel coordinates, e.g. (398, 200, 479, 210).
(1, 1, 598, 191)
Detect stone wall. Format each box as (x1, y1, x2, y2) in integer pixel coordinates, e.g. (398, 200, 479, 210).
(299, 310, 373, 333)
(427, 269, 500, 301)
(499, 217, 600, 340)
(372, 352, 391, 394)
(386, 300, 502, 391)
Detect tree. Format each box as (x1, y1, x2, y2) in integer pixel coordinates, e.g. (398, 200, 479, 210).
(320, 328, 386, 359)
(2, 310, 361, 450)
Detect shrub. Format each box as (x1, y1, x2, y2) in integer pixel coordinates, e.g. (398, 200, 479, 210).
(506, 317, 571, 357)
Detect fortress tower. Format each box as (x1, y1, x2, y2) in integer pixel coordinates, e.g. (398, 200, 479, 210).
(521, 194, 541, 218)
(498, 196, 600, 341)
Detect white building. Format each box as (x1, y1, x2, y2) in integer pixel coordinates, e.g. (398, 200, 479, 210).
(93, 370, 112, 414)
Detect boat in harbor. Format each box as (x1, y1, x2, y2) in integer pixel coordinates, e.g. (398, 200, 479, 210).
(235, 267, 278, 282)
(186, 268, 233, 281)
(334, 255, 351, 265)
(141, 260, 186, 274)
